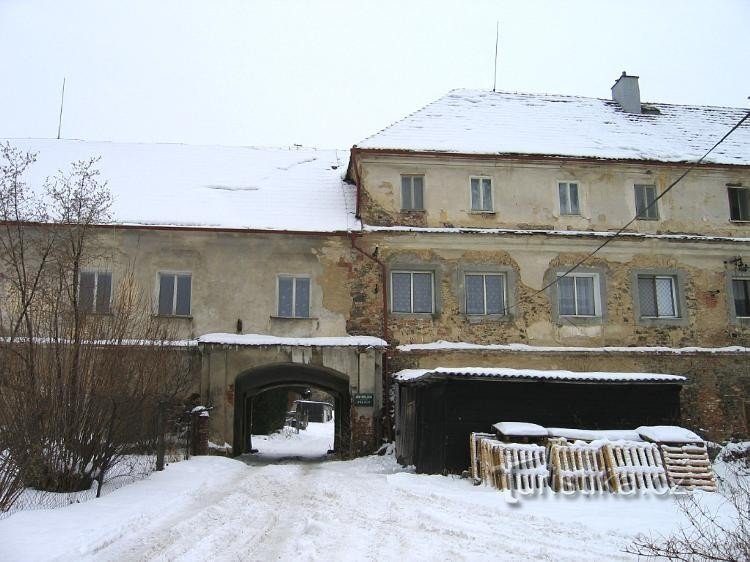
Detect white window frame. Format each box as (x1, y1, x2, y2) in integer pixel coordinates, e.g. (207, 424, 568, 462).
(634, 184, 659, 220)
(728, 187, 750, 221)
(469, 176, 494, 212)
(637, 275, 678, 319)
(390, 271, 435, 314)
(558, 181, 581, 216)
(79, 270, 112, 314)
(556, 272, 601, 317)
(276, 275, 311, 318)
(401, 175, 424, 211)
(464, 272, 506, 316)
(157, 272, 192, 317)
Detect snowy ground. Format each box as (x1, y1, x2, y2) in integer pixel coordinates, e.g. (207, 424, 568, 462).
(0, 422, 735, 561)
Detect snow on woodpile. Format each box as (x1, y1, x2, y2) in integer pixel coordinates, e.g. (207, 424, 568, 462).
(546, 428, 642, 441)
(397, 340, 750, 355)
(636, 425, 703, 443)
(357, 89, 750, 165)
(197, 333, 387, 347)
(393, 366, 686, 384)
(2, 139, 357, 232)
(493, 421, 548, 437)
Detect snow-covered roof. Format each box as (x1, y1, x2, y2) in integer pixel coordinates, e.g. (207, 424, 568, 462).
(356, 89, 750, 166)
(198, 333, 387, 347)
(4, 139, 358, 232)
(397, 340, 750, 355)
(394, 366, 686, 385)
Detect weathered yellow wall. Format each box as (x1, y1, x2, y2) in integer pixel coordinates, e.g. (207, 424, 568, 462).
(359, 154, 750, 236)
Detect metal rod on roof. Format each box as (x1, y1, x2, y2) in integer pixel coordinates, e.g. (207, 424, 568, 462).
(57, 77, 66, 140)
(493, 21, 499, 92)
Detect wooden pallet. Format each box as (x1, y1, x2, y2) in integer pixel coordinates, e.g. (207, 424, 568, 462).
(548, 440, 608, 493)
(470, 432, 495, 481)
(473, 435, 548, 492)
(602, 442, 669, 493)
(659, 442, 717, 492)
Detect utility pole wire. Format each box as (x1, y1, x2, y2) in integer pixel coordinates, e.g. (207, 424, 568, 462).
(493, 21, 499, 92)
(503, 106, 750, 315)
(57, 78, 66, 140)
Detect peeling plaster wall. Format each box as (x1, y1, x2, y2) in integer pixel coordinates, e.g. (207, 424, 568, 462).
(358, 154, 750, 236)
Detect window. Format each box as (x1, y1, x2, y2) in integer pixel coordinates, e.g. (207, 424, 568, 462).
(401, 175, 424, 211)
(79, 271, 112, 314)
(465, 273, 506, 315)
(728, 187, 750, 221)
(470, 177, 493, 212)
(557, 273, 600, 316)
(158, 273, 191, 316)
(391, 271, 434, 313)
(277, 276, 310, 318)
(732, 278, 750, 318)
(558, 182, 580, 215)
(634, 184, 659, 219)
(637, 275, 678, 318)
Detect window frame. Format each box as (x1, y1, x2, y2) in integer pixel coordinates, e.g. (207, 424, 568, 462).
(634, 184, 660, 220)
(556, 272, 601, 318)
(276, 275, 311, 319)
(400, 174, 425, 212)
(728, 186, 750, 222)
(632, 269, 688, 327)
(547, 267, 606, 326)
(389, 268, 437, 315)
(728, 274, 750, 326)
(156, 271, 192, 317)
(469, 176, 494, 213)
(78, 270, 113, 315)
(557, 181, 581, 216)
(458, 266, 516, 321)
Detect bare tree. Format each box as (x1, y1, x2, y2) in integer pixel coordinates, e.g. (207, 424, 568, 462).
(627, 460, 750, 561)
(0, 143, 194, 508)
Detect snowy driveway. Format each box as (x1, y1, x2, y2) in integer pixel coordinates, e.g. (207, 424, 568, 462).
(1, 424, 702, 561)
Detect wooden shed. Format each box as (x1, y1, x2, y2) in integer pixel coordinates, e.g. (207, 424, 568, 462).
(394, 367, 684, 474)
(294, 399, 334, 423)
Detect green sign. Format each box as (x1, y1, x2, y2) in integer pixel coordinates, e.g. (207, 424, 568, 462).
(354, 393, 374, 407)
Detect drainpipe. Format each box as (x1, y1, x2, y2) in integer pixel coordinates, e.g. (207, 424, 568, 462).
(351, 146, 362, 219)
(349, 231, 392, 442)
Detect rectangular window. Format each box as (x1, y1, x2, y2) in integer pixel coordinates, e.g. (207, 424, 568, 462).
(733, 278, 750, 318)
(634, 184, 659, 219)
(391, 271, 434, 313)
(558, 182, 580, 215)
(401, 175, 424, 211)
(637, 275, 678, 318)
(277, 276, 310, 318)
(79, 271, 112, 314)
(470, 177, 493, 212)
(557, 273, 599, 316)
(158, 273, 191, 316)
(728, 187, 750, 221)
(465, 273, 506, 315)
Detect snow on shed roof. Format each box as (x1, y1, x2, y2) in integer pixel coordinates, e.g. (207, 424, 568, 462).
(3, 139, 358, 232)
(394, 367, 686, 385)
(356, 89, 750, 166)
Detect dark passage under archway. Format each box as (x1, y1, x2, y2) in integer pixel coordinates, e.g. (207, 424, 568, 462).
(234, 363, 351, 456)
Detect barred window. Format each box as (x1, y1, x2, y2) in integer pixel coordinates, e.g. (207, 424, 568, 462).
(637, 275, 678, 318)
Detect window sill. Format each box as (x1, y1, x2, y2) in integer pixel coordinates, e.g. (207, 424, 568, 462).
(729, 219, 750, 224)
(400, 209, 425, 214)
(465, 314, 511, 324)
(390, 311, 437, 319)
(270, 316, 318, 321)
(635, 216, 660, 221)
(556, 315, 603, 326)
(468, 210, 495, 215)
(154, 314, 193, 320)
(636, 316, 687, 327)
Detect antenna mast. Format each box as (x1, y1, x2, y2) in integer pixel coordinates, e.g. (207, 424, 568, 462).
(493, 21, 499, 92)
(57, 77, 66, 139)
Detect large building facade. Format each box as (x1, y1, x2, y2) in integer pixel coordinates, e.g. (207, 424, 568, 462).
(5, 74, 749, 456)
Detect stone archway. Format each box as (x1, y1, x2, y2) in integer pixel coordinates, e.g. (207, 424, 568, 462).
(233, 363, 351, 456)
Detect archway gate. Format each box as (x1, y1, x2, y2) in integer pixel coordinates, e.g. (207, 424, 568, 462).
(197, 336, 385, 457)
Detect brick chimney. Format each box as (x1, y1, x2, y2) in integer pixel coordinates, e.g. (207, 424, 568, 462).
(611, 71, 641, 114)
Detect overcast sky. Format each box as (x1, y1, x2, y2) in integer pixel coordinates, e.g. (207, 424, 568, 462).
(1, 0, 748, 149)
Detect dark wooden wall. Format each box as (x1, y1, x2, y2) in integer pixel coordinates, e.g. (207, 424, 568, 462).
(397, 379, 682, 474)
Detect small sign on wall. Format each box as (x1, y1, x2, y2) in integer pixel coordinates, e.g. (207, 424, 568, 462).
(354, 393, 374, 407)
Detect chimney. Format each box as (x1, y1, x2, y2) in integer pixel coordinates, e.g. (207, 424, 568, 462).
(611, 71, 641, 114)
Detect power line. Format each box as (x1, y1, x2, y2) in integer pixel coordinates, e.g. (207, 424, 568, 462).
(503, 106, 750, 316)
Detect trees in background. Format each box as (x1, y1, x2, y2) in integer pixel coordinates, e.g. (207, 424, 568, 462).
(0, 143, 194, 509)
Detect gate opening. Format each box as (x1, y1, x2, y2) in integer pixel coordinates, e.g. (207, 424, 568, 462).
(233, 363, 351, 459)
